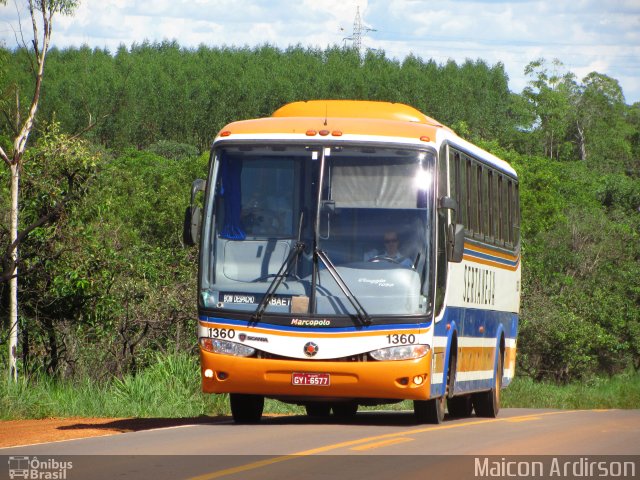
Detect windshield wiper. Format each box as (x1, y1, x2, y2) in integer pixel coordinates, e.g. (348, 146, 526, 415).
(252, 241, 305, 323)
(316, 250, 372, 326)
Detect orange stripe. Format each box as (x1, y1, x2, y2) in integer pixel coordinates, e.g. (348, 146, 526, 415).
(463, 254, 519, 271)
(465, 243, 519, 262)
(505, 346, 517, 372)
(457, 346, 496, 372)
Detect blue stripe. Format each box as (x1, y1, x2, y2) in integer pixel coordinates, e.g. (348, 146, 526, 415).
(434, 307, 518, 339)
(199, 316, 432, 333)
(451, 378, 494, 393)
(464, 248, 519, 267)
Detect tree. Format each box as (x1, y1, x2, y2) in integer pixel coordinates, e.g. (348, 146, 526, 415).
(1, 122, 99, 375)
(0, 0, 78, 381)
(573, 72, 630, 171)
(522, 58, 577, 160)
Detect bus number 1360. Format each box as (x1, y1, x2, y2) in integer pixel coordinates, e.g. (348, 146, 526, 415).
(386, 334, 416, 345)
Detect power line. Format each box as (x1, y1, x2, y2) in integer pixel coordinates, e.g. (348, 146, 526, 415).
(342, 6, 376, 57)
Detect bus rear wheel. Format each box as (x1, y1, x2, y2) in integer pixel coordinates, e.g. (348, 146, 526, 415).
(230, 394, 264, 423)
(472, 354, 502, 418)
(414, 396, 445, 424)
(447, 395, 473, 417)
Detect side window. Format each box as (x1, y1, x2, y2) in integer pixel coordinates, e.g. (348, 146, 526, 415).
(451, 150, 461, 222)
(435, 211, 447, 316)
(467, 157, 475, 233)
(501, 175, 509, 246)
(459, 153, 468, 229)
(507, 179, 514, 246)
(497, 175, 504, 245)
(513, 182, 521, 247)
(435, 149, 449, 317)
(487, 169, 495, 242)
(476, 163, 483, 237)
(438, 148, 449, 200)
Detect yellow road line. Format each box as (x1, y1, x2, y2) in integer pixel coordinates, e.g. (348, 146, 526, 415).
(188, 410, 581, 480)
(505, 416, 541, 423)
(350, 436, 414, 451)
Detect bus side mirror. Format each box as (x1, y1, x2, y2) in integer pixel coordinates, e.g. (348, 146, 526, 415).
(183, 179, 206, 246)
(439, 196, 464, 263)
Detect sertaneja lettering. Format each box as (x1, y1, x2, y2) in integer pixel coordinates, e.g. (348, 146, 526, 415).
(464, 266, 496, 306)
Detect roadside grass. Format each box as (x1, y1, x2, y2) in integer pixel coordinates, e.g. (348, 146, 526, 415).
(1, 357, 638, 420)
(0, 353, 227, 420)
(501, 373, 640, 409)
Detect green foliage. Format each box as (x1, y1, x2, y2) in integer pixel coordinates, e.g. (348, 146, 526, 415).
(596, 173, 640, 211)
(2, 136, 208, 379)
(147, 140, 199, 161)
(0, 44, 513, 151)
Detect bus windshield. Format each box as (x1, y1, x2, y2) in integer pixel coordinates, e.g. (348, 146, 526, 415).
(200, 143, 435, 320)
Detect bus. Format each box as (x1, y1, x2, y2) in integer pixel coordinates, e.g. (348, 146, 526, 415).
(184, 100, 520, 424)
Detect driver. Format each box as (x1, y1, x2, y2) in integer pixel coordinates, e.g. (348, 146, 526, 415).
(365, 230, 413, 267)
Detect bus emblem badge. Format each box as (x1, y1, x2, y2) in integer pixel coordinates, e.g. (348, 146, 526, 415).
(303, 342, 319, 357)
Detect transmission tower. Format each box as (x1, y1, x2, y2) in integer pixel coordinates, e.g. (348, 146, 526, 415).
(343, 6, 376, 56)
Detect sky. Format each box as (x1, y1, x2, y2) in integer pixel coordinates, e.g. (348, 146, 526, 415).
(1, 0, 640, 104)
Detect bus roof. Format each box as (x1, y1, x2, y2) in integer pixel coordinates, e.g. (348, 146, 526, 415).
(215, 100, 517, 178)
(272, 100, 452, 130)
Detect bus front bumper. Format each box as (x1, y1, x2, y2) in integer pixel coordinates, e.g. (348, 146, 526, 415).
(200, 349, 433, 401)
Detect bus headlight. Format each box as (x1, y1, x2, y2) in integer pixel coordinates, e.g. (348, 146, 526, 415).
(200, 338, 255, 357)
(370, 344, 430, 361)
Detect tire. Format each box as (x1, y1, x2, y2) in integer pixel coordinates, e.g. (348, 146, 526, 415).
(472, 353, 502, 418)
(332, 402, 358, 418)
(305, 402, 332, 418)
(447, 395, 473, 417)
(230, 393, 264, 423)
(414, 396, 445, 424)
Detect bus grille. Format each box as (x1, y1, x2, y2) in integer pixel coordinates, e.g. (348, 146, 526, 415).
(255, 351, 369, 362)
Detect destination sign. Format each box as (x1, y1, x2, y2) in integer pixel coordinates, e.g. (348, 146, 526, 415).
(219, 292, 292, 307)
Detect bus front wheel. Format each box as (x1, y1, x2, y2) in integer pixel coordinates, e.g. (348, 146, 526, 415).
(414, 396, 445, 424)
(230, 393, 264, 423)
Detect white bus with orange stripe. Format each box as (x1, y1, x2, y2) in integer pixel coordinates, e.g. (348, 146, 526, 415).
(185, 100, 520, 423)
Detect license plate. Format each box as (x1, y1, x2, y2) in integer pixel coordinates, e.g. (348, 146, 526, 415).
(291, 372, 331, 386)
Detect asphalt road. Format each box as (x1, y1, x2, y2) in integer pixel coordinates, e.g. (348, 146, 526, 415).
(1, 408, 639, 480)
